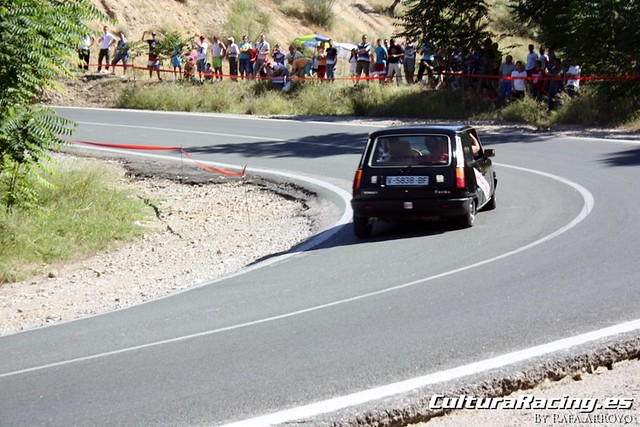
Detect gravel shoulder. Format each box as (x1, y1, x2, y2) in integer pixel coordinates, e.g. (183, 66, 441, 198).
(0, 151, 320, 336)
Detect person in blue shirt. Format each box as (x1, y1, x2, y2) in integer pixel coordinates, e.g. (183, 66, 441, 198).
(373, 38, 387, 83)
(355, 34, 372, 82)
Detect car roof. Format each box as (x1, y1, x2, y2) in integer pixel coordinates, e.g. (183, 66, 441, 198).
(369, 125, 474, 138)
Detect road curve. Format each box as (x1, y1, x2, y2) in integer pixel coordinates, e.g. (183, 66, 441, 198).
(1, 108, 639, 426)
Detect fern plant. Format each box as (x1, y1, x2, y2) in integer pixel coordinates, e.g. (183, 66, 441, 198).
(0, 0, 107, 210)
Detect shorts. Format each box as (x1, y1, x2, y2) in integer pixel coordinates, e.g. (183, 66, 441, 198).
(147, 56, 159, 68)
(374, 63, 385, 73)
(212, 56, 223, 68)
(171, 57, 181, 68)
(112, 54, 128, 65)
(197, 58, 206, 72)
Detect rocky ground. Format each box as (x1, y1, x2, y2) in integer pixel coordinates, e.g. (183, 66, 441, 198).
(0, 152, 318, 336)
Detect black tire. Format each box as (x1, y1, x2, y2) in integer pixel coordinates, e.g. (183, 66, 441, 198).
(353, 215, 373, 238)
(455, 200, 476, 229)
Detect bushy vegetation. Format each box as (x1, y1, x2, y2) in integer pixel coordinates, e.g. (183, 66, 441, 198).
(113, 76, 640, 129)
(223, 0, 272, 43)
(302, 0, 336, 28)
(0, 0, 106, 210)
(116, 79, 497, 119)
(0, 160, 154, 283)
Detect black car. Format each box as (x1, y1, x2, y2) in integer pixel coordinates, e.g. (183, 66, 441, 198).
(351, 125, 497, 237)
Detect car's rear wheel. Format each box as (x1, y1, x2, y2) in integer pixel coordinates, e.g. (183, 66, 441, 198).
(484, 192, 496, 211)
(455, 200, 476, 228)
(353, 215, 373, 238)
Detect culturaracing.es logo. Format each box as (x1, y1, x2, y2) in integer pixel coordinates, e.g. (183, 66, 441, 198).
(428, 394, 634, 413)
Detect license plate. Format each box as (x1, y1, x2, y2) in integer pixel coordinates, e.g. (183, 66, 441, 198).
(385, 176, 429, 186)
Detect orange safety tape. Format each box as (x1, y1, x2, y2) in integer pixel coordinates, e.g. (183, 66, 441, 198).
(70, 139, 247, 177)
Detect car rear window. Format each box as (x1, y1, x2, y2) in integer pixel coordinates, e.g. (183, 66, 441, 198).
(370, 134, 451, 166)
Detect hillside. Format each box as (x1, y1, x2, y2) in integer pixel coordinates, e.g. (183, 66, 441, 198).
(88, 0, 398, 48)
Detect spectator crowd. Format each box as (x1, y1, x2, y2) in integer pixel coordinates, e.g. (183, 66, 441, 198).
(78, 28, 581, 105)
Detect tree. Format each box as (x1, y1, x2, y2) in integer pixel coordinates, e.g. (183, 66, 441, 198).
(510, 0, 640, 74)
(398, 0, 492, 56)
(0, 0, 106, 209)
(510, 0, 640, 124)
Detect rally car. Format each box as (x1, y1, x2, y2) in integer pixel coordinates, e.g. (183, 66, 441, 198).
(350, 125, 497, 238)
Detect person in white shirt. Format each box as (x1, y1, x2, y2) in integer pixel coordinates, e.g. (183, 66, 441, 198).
(254, 34, 270, 76)
(211, 36, 226, 80)
(77, 34, 94, 72)
(226, 37, 240, 81)
(511, 60, 528, 99)
(565, 59, 581, 98)
(97, 26, 116, 73)
(403, 36, 416, 84)
(525, 44, 539, 74)
(194, 35, 208, 81)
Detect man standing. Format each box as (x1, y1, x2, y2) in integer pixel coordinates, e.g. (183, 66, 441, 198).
(497, 54, 515, 108)
(547, 57, 564, 110)
(403, 36, 416, 84)
(254, 34, 270, 77)
(97, 26, 116, 73)
(211, 36, 226, 80)
(194, 35, 208, 81)
(77, 34, 94, 72)
(226, 37, 239, 81)
(325, 39, 338, 81)
(238, 35, 252, 79)
(525, 44, 539, 74)
(142, 31, 162, 80)
(356, 34, 372, 83)
(111, 32, 129, 77)
(373, 38, 387, 83)
(386, 38, 404, 85)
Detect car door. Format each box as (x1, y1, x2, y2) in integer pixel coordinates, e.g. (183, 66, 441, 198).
(460, 130, 494, 207)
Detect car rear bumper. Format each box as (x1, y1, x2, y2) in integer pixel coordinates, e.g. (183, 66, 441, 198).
(351, 196, 473, 219)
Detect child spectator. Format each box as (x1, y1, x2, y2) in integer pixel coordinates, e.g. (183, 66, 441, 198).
(511, 60, 527, 99)
(349, 48, 358, 79)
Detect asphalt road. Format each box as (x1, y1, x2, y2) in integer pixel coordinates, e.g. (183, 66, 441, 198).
(1, 108, 639, 426)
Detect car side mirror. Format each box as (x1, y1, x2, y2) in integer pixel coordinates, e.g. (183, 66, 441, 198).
(484, 148, 495, 158)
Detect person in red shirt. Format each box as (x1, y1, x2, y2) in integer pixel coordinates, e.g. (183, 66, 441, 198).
(530, 60, 546, 103)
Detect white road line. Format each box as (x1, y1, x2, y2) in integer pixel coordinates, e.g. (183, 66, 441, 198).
(222, 318, 640, 427)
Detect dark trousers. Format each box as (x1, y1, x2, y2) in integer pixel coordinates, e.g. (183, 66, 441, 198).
(98, 48, 110, 71)
(228, 57, 238, 80)
(78, 50, 90, 71)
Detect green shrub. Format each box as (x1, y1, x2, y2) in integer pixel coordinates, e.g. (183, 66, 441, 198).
(0, 161, 154, 282)
(303, 0, 336, 28)
(223, 0, 271, 42)
(500, 96, 550, 127)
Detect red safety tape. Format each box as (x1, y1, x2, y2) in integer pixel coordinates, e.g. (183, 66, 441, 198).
(70, 139, 247, 177)
(71, 139, 182, 151)
(87, 62, 640, 82)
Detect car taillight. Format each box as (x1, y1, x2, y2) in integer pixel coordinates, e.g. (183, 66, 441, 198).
(455, 167, 466, 189)
(353, 169, 363, 190)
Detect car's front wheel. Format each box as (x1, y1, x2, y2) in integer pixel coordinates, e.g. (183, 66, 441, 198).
(353, 215, 373, 238)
